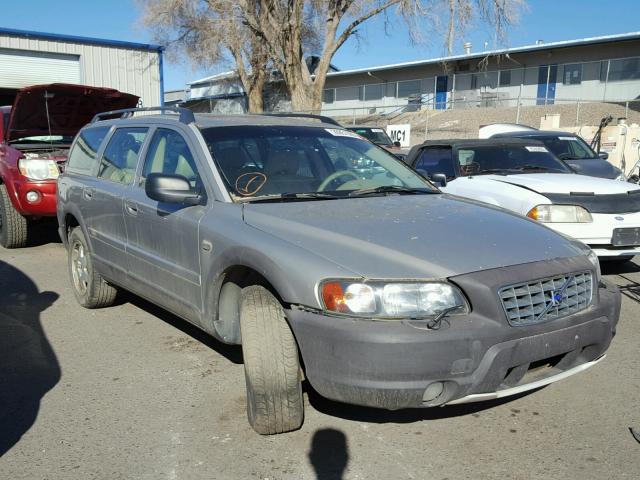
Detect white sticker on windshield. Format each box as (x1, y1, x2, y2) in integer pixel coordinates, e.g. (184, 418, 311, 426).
(558, 136, 578, 141)
(372, 128, 385, 133)
(525, 146, 548, 153)
(325, 128, 361, 138)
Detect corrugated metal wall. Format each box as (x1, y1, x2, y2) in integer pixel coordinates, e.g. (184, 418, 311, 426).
(0, 35, 161, 106)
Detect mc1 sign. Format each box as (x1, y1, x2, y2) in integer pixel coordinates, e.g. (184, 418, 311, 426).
(386, 124, 411, 148)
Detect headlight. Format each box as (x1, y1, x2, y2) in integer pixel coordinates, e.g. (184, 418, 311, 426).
(320, 280, 469, 319)
(527, 204, 592, 223)
(18, 158, 60, 180)
(587, 250, 601, 282)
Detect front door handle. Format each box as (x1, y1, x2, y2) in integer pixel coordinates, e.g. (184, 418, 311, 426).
(125, 202, 138, 216)
(82, 188, 94, 200)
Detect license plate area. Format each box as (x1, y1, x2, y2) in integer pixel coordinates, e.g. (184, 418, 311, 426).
(612, 227, 640, 246)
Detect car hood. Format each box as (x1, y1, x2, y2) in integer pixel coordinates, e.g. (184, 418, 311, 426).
(564, 158, 622, 180)
(243, 194, 586, 279)
(490, 172, 640, 194)
(6, 83, 139, 142)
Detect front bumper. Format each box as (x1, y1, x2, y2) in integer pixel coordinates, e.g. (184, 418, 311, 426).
(288, 257, 620, 410)
(548, 212, 640, 257)
(11, 180, 57, 217)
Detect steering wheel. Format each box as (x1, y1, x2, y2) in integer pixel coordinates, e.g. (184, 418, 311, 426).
(318, 170, 359, 191)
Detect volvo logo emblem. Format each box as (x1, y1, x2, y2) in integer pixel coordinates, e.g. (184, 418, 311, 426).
(615, 216, 624, 221)
(536, 276, 574, 321)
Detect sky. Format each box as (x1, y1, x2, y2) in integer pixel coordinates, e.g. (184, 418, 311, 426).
(2, 0, 640, 92)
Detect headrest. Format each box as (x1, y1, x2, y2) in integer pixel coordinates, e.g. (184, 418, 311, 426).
(266, 150, 301, 176)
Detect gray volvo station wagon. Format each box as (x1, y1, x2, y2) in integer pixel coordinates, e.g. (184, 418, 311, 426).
(57, 107, 620, 435)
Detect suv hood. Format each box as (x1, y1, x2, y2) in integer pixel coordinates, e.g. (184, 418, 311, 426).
(491, 173, 640, 195)
(6, 83, 139, 142)
(243, 195, 586, 279)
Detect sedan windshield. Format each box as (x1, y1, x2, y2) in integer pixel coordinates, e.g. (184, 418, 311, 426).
(457, 144, 572, 175)
(200, 125, 435, 201)
(349, 128, 394, 146)
(536, 135, 598, 160)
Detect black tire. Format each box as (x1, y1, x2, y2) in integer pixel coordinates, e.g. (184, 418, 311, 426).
(239, 285, 304, 435)
(0, 183, 28, 248)
(67, 226, 117, 308)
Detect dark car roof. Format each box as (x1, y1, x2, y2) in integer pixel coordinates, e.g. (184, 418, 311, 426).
(405, 138, 546, 165)
(493, 130, 580, 138)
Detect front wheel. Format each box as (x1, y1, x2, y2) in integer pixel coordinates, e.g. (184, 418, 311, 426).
(68, 226, 117, 308)
(0, 184, 28, 248)
(239, 285, 304, 434)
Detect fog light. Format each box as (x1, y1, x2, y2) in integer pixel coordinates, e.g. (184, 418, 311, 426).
(422, 381, 445, 403)
(25, 190, 41, 203)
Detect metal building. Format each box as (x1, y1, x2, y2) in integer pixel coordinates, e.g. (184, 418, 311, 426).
(321, 32, 640, 116)
(0, 27, 163, 107)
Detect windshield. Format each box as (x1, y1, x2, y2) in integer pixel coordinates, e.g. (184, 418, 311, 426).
(200, 125, 436, 201)
(457, 144, 572, 175)
(537, 135, 597, 160)
(350, 128, 393, 146)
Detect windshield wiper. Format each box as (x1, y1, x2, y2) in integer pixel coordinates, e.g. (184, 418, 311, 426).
(348, 185, 437, 197)
(242, 192, 340, 203)
(518, 164, 551, 171)
(477, 168, 518, 175)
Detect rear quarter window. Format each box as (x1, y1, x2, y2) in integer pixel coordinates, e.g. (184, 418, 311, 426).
(66, 127, 110, 175)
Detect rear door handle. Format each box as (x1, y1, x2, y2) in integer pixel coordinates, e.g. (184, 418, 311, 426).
(125, 201, 138, 216)
(83, 188, 94, 200)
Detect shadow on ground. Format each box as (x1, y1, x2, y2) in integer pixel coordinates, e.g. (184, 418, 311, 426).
(26, 219, 62, 248)
(601, 259, 640, 303)
(119, 291, 243, 365)
(308, 428, 349, 480)
(0, 260, 60, 457)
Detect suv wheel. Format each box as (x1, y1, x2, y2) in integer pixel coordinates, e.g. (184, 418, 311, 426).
(239, 285, 304, 434)
(68, 226, 117, 308)
(0, 184, 28, 248)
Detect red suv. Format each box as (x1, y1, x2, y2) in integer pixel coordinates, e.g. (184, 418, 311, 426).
(0, 83, 138, 248)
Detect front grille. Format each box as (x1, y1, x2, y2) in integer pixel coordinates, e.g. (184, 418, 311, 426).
(499, 271, 593, 326)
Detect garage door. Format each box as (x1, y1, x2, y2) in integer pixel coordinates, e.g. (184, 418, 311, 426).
(0, 48, 80, 89)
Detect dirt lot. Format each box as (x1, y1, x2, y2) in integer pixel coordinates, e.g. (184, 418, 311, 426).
(1, 229, 639, 479)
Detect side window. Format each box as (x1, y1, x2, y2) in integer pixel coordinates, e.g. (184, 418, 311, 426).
(66, 127, 110, 175)
(142, 129, 201, 187)
(97, 127, 148, 184)
(415, 147, 456, 178)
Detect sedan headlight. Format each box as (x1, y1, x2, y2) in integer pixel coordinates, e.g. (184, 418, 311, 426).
(320, 280, 469, 319)
(527, 204, 592, 223)
(18, 158, 60, 180)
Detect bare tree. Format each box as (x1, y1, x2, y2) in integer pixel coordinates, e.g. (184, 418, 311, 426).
(140, 0, 270, 112)
(235, 0, 525, 112)
(141, 0, 526, 113)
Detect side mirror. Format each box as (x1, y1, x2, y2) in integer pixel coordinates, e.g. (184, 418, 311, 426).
(145, 173, 202, 205)
(598, 151, 609, 160)
(431, 173, 448, 187)
(393, 141, 401, 148)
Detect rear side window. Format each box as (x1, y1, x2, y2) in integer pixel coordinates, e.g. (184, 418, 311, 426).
(415, 147, 456, 178)
(66, 127, 110, 175)
(97, 128, 148, 185)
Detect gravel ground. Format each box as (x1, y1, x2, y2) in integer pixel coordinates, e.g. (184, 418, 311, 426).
(1, 228, 639, 480)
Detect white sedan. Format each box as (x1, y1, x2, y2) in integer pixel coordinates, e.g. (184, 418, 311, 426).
(405, 138, 640, 260)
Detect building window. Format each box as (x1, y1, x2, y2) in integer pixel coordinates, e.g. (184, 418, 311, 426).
(499, 70, 511, 87)
(335, 86, 363, 102)
(364, 83, 384, 101)
(397, 80, 421, 98)
(323, 89, 335, 104)
(470, 74, 478, 90)
(563, 64, 582, 85)
(607, 57, 640, 81)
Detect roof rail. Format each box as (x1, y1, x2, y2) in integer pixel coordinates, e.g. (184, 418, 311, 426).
(91, 106, 195, 124)
(262, 112, 342, 127)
